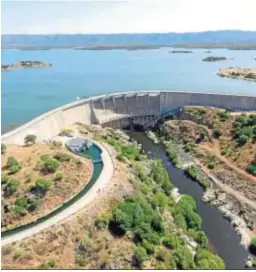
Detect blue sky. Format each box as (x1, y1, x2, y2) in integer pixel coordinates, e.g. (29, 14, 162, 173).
(2, 0, 256, 34)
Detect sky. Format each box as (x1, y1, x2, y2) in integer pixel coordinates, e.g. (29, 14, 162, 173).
(2, 0, 256, 34)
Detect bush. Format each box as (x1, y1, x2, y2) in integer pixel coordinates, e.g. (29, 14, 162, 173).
(24, 134, 37, 145)
(184, 142, 196, 153)
(6, 156, 20, 169)
(27, 197, 39, 212)
(35, 179, 52, 193)
(155, 248, 167, 262)
(9, 165, 21, 174)
(59, 128, 74, 136)
(249, 237, 256, 254)
(195, 248, 225, 269)
(213, 128, 222, 138)
(75, 253, 87, 267)
(1, 143, 6, 154)
(4, 179, 20, 196)
(95, 213, 110, 230)
(54, 152, 71, 162)
(173, 245, 195, 269)
(54, 172, 64, 181)
(237, 134, 249, 145)
(133, 246, 148, 267)
(40, 157, 60, 173)
(248, 164, 256, 176)
(218, 110, 229, 122)
(162, 235, 183, 249)
(141, 239, 155, 255)
(1, 174, 9, 184)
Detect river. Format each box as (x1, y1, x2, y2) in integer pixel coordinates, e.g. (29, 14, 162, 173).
(130, 131, 249, 269)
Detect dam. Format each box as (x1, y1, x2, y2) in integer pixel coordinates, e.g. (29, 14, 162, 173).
(2, 91, 256, 144)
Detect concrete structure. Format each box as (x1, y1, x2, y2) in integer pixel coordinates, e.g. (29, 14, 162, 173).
(2, 91, 256, 145)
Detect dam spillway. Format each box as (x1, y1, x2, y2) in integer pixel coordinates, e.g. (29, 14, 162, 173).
(2, 91, 256, 145)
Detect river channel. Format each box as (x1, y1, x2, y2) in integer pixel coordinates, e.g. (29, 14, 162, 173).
(130, 131, 249, 269)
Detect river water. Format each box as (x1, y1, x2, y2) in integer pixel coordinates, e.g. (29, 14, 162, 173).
(130, 131, 249, 269)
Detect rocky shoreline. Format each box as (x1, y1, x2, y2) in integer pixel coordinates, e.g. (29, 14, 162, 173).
(1, 61, 52, 71)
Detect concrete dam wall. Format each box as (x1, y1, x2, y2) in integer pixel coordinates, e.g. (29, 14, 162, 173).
(2, 91, 256, 145)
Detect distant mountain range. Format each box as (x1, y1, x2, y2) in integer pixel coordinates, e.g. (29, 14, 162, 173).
(2, 30, 256, 49)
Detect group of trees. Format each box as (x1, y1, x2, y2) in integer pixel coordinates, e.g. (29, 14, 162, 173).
(233, 113, 256, 145)
(13, 196, 39, 216)
(39, 154, 60, 174)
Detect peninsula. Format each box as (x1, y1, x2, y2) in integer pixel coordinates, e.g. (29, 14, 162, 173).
(218, 67, 256, 82)
(1, 61, 52, 71)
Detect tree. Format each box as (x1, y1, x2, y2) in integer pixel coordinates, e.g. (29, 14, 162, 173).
(249, 237, 256, 255)
(237, 134, 249, 145)
(6, 156, 19, 168)
(213, 128, 222, 138)
(1, 143, 6, 154)
(195, 248, 225, 269)
(41, 157, 60, 173)
(173, 245, 195, 269)
(4, 179, 20, 196)
(133, 246, 148, 267)
(35, 179, 52, 194)
(24, 134, 37, 145)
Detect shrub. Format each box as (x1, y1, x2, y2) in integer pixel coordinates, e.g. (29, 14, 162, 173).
(184, 142, 196, 153)
(9, 165, 21, 174)
(218, 110, 229, 122)
(27, 198, 39, 212)
(4, 179, 20, 196)
(95, 213, 110, 230)
(248, 164, 256, 176)
(54, 152, 71, 162)
(155, 248, 167, 262)
(1, 143, 6, 154)
(54, 172, 64, 181)
(38, 259, 57, 269)
(6, 156, 20, 168)
(24, 134, 37, 145)
(41, 157, 60, 173)
(35, 179, 52, 193)
(249, 237, 256, 253)
(75, 253, 87, 267)
(1, 174, 9, 184)
(237, 134, 248, 145)
(213, 128, 222, 138)
(141, 239, 155, 255)
(59, 128, 74, 136)
(162, 235, 183, 249)
(195, 248, 225, 269)
(173, 245, 195, 269)
(133, 246, 148, 267)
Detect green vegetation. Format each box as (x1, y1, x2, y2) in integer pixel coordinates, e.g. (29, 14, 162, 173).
(1, 143, 7, 154)
(213, 127, 222, 138)
(233, 113, 256, 144)
(166, 146, 179, 165)
(24, 134, 37, 145)
(6, 156, 22, 174)
(249, 237, 256, 252)
(218, 110, 229, 122)
(195, 248, 225, 269)
(185, 165, 209, 189)
(13, 196, 39, 215)
(54, 172, 64, 181)
(35, 179, 52, 194)
(248, 163, 256, 176)
(1, 174, 9, 184)
(39, 155, 60, 173)
(4, 179, 20, 196)
(184, 142, 196, 153)
(53, 152, 71, 162)
(133, 246, 148, 267)
(107, 138, 140, 161)
(38, 259, 57, 269)
(59, 128, 74, 136)
(95, 212, 110, 230)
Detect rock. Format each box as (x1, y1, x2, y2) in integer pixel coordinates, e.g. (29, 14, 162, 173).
(202, 188, 216, 202)
(245, 256, 256, 268)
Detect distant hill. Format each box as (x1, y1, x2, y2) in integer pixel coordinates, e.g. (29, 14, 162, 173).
(2, 30, 256, 49)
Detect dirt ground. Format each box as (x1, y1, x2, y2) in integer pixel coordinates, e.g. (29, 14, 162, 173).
(1, 142, 92, 230)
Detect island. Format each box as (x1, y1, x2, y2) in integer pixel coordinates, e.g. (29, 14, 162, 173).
(218, 67, 256, 82)
(1, 61, 52, 71)
(75, 45, 162, 51)
(202, 56, 231, 62)
(169, 50, 193, 53)
(205, 51, 211, 53)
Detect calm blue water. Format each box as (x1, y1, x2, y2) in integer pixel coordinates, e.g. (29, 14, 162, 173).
(1, 48, 256, 130)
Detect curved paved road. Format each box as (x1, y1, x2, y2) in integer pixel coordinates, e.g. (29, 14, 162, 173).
(1, 138, 114, 246)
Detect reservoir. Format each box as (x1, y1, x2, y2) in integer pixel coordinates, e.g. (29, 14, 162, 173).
(130, 131, 249, 269)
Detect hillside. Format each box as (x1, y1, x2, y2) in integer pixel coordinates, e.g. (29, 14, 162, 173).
(2, 30, 256, 49)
